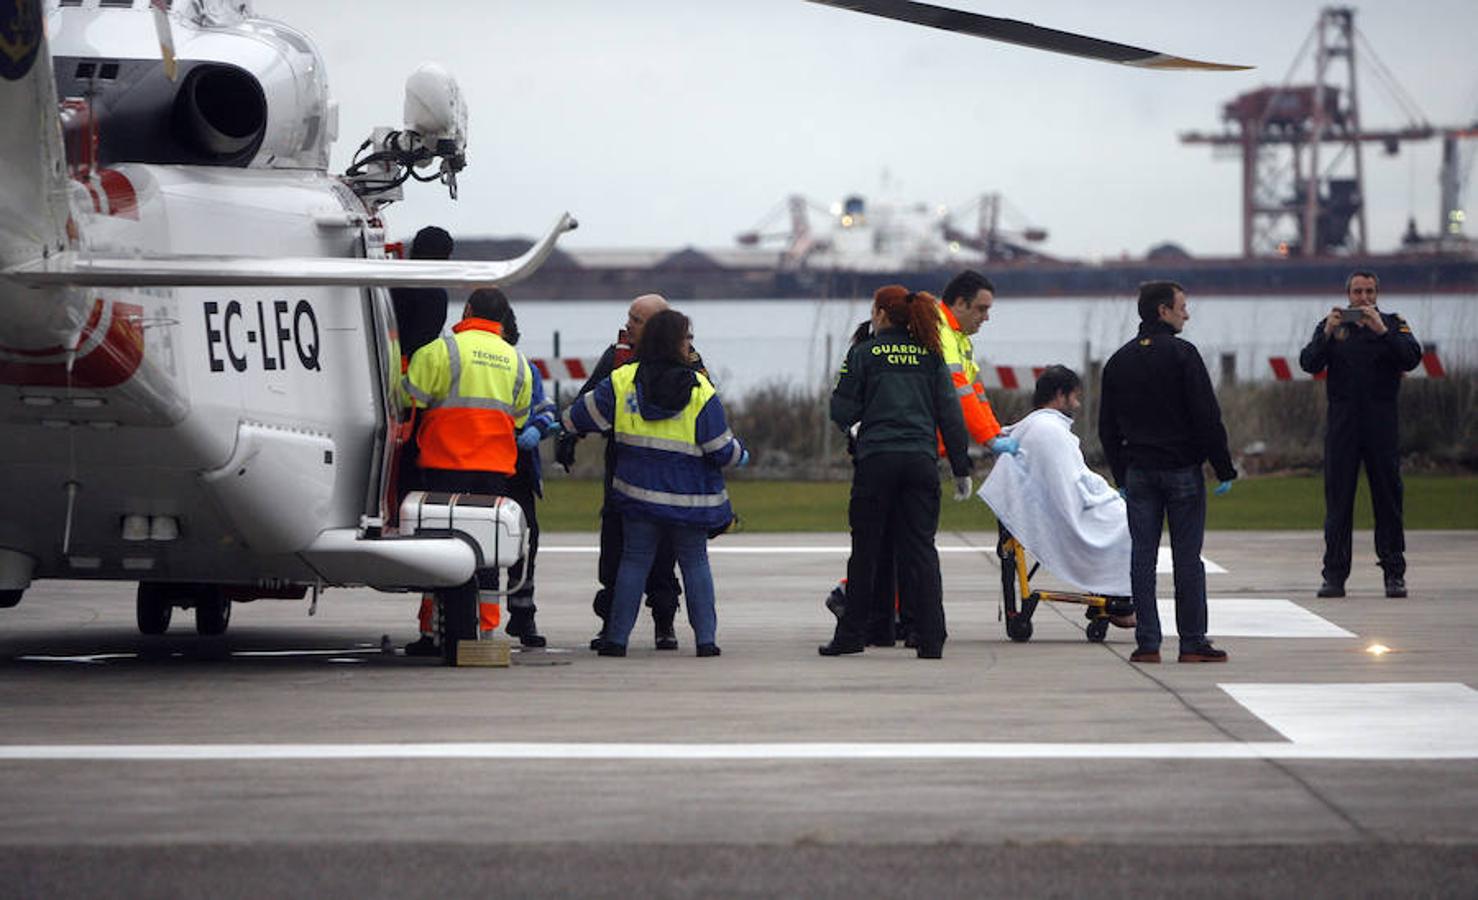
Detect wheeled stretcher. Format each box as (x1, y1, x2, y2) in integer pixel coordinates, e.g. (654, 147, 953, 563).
(996, 525, 1134, 644)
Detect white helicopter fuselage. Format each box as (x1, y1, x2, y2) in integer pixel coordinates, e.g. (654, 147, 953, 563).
(1, 2, 563, 617)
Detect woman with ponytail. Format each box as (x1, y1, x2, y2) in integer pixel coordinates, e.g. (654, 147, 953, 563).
(819, 285, 973, 660)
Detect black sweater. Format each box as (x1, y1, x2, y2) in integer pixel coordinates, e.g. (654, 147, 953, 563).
(1098, 320, 1236, 486)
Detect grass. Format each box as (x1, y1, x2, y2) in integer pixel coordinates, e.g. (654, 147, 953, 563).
(536, 475, 1478, 532)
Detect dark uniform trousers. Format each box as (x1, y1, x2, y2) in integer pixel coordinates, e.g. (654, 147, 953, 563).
(504, 449, 541, 610)
(834, 452, 946, 651)
(1323, 400, 1405, 582)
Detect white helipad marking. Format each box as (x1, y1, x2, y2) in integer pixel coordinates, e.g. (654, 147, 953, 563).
(2, 685, 1471, 761)
(1154, 598, 1355, 639)
(543, 544, 1228, 573)
(1156, 545, 1227, 574)
(1223, 683, 1478, 757)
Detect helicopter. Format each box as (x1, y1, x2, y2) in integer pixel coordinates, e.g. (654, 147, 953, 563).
(0, 0, 1244, 666)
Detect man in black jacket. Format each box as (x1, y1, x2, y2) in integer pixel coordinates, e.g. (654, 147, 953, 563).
(1099, 281, 1236, 664)
(556, 294, 688, 650)
(1298, 270, 1423, 598)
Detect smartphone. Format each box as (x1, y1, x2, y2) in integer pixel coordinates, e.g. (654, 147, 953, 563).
(1339, 307, 1364, 323)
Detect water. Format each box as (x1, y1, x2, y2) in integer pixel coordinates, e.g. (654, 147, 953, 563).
(495, 294, 1477, 399)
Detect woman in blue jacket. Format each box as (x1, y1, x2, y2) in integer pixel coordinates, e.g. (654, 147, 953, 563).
(562, 309, 746, 657)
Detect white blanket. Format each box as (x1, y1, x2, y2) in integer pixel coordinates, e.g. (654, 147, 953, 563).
(978, 408, 1131, 595)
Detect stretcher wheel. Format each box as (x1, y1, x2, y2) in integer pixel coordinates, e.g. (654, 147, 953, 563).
(1006, 615, 1033, 643)
(1085, 618, 1109, 643)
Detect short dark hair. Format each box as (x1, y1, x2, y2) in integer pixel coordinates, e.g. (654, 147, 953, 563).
(466, 287, 511, 325)
(942, 270, 995, 307)
(1137, 280, 1184, 324)
(1032, 364, 1081, 408)
(1345, 270, 1379, 292)
(636, 309, 691, 365)
(409, 226, 453, 260)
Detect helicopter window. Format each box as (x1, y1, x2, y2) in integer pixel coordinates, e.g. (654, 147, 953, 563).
(59, 0, 84, 6)
(74, 61, 96, 79)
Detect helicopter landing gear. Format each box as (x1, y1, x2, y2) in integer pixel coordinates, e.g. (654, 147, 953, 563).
(137, 582, 232, 636)
(435, 578, 480, 667)
(136, 582, 174, 634)
(194, 588, 232, 636)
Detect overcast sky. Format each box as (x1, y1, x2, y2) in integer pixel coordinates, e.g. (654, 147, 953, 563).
(254, 0, 1478, 260)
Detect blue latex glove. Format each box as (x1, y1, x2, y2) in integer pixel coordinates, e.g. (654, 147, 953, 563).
(516, 425, 542, 451)
(735, 448, 750, 468)
(988, 435, 1020, 456)
(1213, 480, 1233, 496)
(1117, 487, 1127, 500)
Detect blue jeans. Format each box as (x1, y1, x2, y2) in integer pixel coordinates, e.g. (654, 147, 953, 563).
(1125, 465, 1208, 653)
(609, 515, 716, 648)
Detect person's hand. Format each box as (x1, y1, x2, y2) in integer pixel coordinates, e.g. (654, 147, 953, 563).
(1323, 307, 1344, 336)
(952, 475, 972, 501)
(1213, 480, 1233, 497)
(735, 448, 750, 468)
(988, 435, 1020, 456)
(516, 425, 541, 451)
(1360, 305, 1387, 335)
(554, 432, 579, 472)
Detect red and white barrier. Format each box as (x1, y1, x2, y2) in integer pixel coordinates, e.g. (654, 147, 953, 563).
(529, 357, 599, 381)
(978, 365, 1048, 390)
(1269, 347, 1446, 381)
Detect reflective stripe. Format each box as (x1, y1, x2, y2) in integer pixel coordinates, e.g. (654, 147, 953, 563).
(582, 391, 611, 432)
(511, 358, 527, 414)
(699, 429, 735, 454)
(431, 396, 519, 414)
(613, 477, 730, 509)
(947, 363, 964, 373)
(616, 433, 703, 457)
(443, 335, 462, 399)
(403, 377, 434, 405)
(726, 441, 744, 467)
(955, 385, 974, 398)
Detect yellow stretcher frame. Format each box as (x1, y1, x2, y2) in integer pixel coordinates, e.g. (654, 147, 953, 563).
(997, 532, 1134, 644)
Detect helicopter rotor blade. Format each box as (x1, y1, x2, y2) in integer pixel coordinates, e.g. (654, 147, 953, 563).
(806, 0, 1251, 71)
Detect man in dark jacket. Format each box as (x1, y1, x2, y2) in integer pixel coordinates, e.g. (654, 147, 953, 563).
(556, 294, 690, 650)
(1298, 270, 1423, 598)
(1099, 281, 1236, 664)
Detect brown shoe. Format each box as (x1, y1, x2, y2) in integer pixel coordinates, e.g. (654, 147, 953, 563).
(1129, 648, 1161, 663)
(1109, 613, 1137, 629)
(1178, 643, 1228, 663)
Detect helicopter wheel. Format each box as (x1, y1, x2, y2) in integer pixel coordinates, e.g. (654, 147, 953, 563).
(194, 588, 232, 636)
(1086, 618, 1110, 643)
(136, 582, 173, 635)
(435, 578, 480, 666)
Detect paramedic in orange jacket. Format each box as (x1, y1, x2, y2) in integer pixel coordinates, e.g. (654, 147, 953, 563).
(401, 288, 533, 655)
(936, 270, 1017, 456)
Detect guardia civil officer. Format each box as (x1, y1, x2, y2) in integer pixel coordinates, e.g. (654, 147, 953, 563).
(820, 285, 972, 660)
(1298, 270, 1423, 598)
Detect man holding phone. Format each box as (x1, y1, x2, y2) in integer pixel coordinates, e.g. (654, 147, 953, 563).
(1299, 271, 1424, 599)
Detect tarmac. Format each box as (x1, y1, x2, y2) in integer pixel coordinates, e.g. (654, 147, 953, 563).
(1, 528, 1475, 897)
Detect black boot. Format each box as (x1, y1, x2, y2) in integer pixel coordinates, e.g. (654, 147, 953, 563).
(506, 606, 547, 648)
(653, 607, 679, 651)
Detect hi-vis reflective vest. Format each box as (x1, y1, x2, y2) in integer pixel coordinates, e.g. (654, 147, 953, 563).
(403, 318, 531, 474)
(562, 362, 740, 530)
(936, 300, 1002, 447)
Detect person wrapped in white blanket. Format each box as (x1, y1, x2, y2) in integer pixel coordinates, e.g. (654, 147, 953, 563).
(978, 365, 1133, 606)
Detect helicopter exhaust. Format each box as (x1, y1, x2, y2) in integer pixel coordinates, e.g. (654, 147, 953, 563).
(174, 63, 267, 162)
